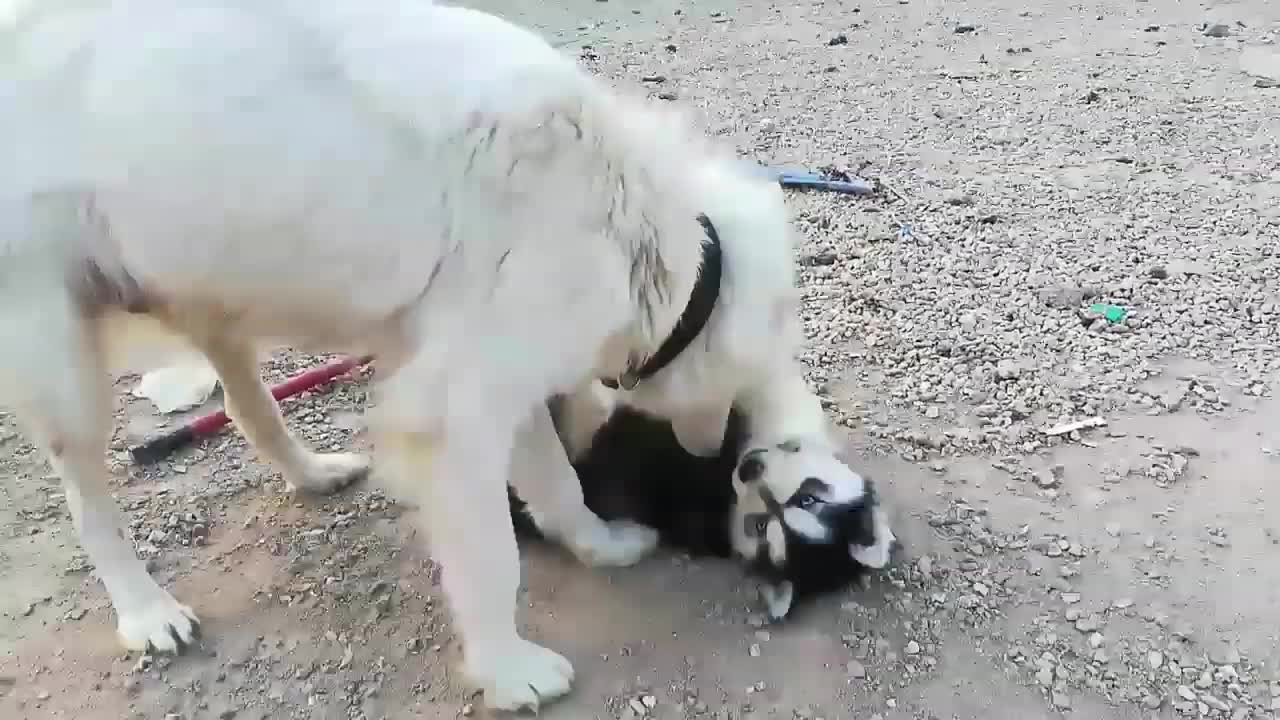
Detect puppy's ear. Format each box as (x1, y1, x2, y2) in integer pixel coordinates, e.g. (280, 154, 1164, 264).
(671, 404, 729, 457)
(761, 580, 794, 622)
(848, 506, 897, 569)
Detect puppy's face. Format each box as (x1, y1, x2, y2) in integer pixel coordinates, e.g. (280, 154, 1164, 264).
(729, 440, 896, 620)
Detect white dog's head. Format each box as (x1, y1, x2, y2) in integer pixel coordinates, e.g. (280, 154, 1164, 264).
(612, 160, 804, 459)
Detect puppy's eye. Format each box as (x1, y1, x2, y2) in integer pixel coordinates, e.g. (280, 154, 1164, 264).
(793, 494, 818, 508)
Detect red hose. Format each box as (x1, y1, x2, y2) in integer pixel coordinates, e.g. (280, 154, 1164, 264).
(129, 355, 373, 464)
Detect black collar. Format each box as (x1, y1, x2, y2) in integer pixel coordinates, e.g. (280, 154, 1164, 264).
(603, 214, 723, 390)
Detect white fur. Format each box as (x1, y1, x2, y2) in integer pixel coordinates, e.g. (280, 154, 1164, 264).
(1, 0, 827, 712)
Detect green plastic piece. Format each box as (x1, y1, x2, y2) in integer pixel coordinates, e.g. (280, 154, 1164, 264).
(1088, 303, 1128, 322)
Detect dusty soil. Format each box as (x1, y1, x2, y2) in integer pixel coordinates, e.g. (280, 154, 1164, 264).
(3, 1, 1280, 719)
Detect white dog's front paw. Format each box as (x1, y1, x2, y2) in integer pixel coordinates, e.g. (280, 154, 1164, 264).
(116, 591, 201, 654)
(465, 638, 574, 712)
(285, 451, 370, 494)
(568, 519, 659, 568)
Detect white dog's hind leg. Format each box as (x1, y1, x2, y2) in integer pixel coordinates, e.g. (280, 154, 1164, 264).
(0, 304, 198, 653)
(375, 396, 573, 711)
(197, 340, 369, 493)
(512, 403, 658, 567)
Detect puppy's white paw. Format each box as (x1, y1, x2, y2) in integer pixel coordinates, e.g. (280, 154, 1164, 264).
(116, 591, 201, 654)
(285, 451, 370, 494)
(568, 519, 659, 568)
(465, 638, 574, 712)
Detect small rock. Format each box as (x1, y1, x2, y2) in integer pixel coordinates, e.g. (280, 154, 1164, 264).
(1075, 615, 1101, 633)
(1177, 685, 1197, 702)
(1203, 24, 1231, 38)
(846, 660, 867, 678)
(917, 556, 933, 576)
(1035, 472, 1059, 489)
(749, 643, 761, 657)
(827, 34, 849, 46)
(1202, 695, 1229, 712)
(1209, 642, 1241, 666)
(905, 640, 921, 655)
(190, 524, 209, 545)
(954, 23, 977, 34)
(1052, 690, 1072, 709)
(1149, 651, 1165, 669)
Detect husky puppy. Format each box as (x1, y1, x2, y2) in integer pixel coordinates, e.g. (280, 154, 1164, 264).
(2, 0, 892, 710)
(511, 391, 897, 620)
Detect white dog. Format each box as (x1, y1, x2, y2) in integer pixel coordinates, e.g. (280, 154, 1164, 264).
(1, 0, 876, 711)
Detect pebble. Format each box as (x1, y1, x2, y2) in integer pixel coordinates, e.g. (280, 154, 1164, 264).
(1074, 615, 1101, 633)
(846, 660, 867, 679)
(916, 556, 933, 576)
(1209, 643, 1242, 666)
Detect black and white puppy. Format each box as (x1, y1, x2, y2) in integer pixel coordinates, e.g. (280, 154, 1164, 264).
(510, 394, 897, 620)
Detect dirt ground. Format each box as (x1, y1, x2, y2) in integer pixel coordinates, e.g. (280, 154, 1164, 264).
(3, 1, 1280, 719)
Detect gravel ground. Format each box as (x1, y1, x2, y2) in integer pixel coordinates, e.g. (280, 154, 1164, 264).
(3, 1, 1280, 719)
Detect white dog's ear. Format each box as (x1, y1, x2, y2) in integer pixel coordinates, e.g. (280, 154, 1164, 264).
(671, 405, 729, 457)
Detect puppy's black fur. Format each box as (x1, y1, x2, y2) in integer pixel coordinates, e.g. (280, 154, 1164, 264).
(508, 403, 873, 615)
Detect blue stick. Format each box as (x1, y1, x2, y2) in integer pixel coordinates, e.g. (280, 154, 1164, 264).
(743, 163, 876, 196)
